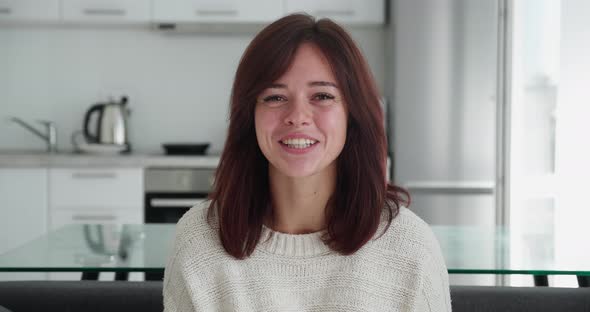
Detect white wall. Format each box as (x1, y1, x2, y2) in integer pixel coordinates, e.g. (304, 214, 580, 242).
(0, 25, 385, 154)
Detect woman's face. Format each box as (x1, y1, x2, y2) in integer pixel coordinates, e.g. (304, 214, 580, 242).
(255, 43, 348, 179)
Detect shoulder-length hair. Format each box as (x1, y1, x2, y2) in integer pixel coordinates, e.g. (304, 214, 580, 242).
(209, 13, 410, 259)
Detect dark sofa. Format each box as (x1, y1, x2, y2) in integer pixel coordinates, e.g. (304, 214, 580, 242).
(0, 281, 589, 312)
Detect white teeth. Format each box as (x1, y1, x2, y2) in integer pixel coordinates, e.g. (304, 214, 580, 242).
(281, 138, 317, 149)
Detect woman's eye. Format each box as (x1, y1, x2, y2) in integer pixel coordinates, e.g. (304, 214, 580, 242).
(262, 95, 287, 102)
(313, 93, 336, 102)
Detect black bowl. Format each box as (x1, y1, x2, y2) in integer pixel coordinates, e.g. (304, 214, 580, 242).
(162, 143, 210, 155)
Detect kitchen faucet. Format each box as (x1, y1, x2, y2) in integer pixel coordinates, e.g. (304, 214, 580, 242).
(9, 117, 58, 153)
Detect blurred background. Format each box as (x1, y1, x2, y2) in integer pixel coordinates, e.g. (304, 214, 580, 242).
(1, 0, 588, 287)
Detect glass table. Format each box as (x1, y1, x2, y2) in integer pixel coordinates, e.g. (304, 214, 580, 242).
(432, 225, 590, 287)
(0, 224, 174, 281)
(0, 224, 588, 286)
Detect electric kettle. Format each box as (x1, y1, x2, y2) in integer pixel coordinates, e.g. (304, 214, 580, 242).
(83, 96, 131, 151)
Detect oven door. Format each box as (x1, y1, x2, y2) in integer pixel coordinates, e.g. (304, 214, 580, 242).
(144, 192, 208, 223)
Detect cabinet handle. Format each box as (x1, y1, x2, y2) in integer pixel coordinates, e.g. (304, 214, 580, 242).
(195, 9, 238, 16)
(71, 172, 117, 179)
(0, 7, 12, 15)
(72, 214, 117, 221)
(151, 198, 206, 208)
(315, 10, 355, 16)
(403, 181, 495, 195)
(83, 8, 126, 16)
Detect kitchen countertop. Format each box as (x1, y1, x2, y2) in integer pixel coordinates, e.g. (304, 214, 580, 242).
(0, 150, 220, 168)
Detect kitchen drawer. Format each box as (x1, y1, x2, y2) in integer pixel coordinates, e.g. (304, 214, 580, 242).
(62, 0, 151, 23)
(48, 208, 143, 280)
(50, 208, 142, 230)
(153, 0, 282, 23)
(0, 169, 48, 257)
(284, 0, 385, 25)
(49, 168, 143, 209)
(0, 0, 60, 22)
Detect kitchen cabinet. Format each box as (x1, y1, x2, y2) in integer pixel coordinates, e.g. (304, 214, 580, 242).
(153, 0, 282, 24)
(50, 209, 142, 230)
(48, 207, 143, 281)
(49, 168, 144, 211)
(1, 0, 385, 26)
(0, 0, 60, 23)
(61, 0, 151, 24)
(48, 168, 143, 230)
(284, 0, 385, 25)
(48, 208, 143, 281)
(47, 167, 143, 281)
(0, 168, 48, 281)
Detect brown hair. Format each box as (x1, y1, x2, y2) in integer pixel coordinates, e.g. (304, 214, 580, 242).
(209, 13, 410, 259)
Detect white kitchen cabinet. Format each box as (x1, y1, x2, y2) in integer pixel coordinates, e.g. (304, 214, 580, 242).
(47, 167, 143, 281)
(61, 0, 151, 23)
(153, 0, 282, 24)
(48, 207, 142, 280)
(0, 168, 48, 281)
(0, 0, 60, 23)
(47, 214, 142, 281)
(49, 168, 144, 210)
(50, 209, 141, 230)
(48, 167, 143, 230)
(284, 0, 385, 25)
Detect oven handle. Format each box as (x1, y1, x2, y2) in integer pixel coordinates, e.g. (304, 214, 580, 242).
(150, 198, 207, 208)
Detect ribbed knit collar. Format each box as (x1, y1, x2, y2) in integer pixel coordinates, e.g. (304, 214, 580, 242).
(259, 225, 332, 257)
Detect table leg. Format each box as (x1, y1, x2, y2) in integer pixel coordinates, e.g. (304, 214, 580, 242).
(114, 271, 129, 281)
(145, 271, 164, 281)
(81, 272, 99, 280)
(533, 275, 549, 286)
(577, 275, 590, 287)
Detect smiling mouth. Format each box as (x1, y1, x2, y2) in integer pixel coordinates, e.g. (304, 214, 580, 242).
(280, 138, 318, 149)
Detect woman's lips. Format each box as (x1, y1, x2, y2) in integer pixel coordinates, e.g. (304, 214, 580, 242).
(279, 140, 318, 155)
(279, 134, 319, 141)
(277, 133, 320, 155)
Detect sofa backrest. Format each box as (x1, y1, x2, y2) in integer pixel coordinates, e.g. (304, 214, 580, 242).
(0, 281, 162, 312)
(451, 285, 590, 312)
(0, 281, 589, 312)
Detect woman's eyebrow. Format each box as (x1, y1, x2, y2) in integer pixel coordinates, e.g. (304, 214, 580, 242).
(266, 81, 338, 89)
(309, 81, 338, 88)
(268, 83, 287, 89)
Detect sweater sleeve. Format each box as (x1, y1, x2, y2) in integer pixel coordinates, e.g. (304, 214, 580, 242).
(163, 209, 200, 312)
(163, 248, 196, 312)
(163, 203, 214, 312)
(419, 229, 452, 312)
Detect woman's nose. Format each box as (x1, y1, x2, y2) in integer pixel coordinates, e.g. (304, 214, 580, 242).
(283, 97, 312, 126)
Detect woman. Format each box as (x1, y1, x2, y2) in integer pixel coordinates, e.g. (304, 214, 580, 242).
(164, 13, 451, 311)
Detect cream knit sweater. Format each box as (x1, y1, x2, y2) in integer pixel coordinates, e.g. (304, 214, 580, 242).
(163, 202, 452, 311)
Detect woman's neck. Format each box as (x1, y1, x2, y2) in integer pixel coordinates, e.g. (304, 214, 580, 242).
(267, 164, 336, 234)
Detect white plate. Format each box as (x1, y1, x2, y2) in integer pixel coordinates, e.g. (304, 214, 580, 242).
(76, 143, 128, 155)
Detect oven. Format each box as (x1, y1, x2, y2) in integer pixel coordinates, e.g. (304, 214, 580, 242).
(143, 167, 214, 280)
(144, 168, 215, 224)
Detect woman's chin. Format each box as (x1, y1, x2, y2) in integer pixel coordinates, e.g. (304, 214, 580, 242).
(271, 163, 319, 179)
(281, 168, 317, 179)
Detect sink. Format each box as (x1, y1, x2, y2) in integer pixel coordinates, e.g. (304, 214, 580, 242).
(0, 149, 77, 156)
(0, 149, 50, 155)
